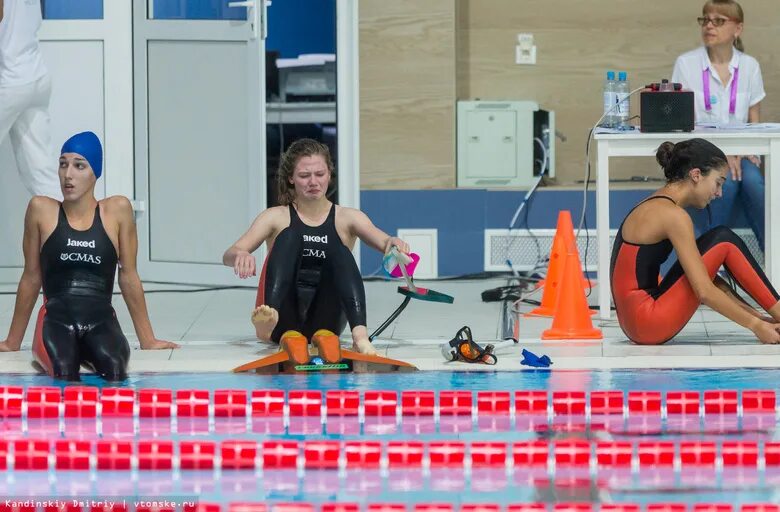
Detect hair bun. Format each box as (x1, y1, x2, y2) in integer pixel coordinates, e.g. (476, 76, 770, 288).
(656, 141, 675, 174)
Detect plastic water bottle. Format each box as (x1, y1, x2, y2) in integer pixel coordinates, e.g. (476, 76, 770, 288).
(616, 71, 630, 130)
(601, 71, 616, 128)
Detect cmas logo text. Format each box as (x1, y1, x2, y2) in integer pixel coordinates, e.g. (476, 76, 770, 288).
(61, 238, 101, 264)
(302, 234, 327, 258)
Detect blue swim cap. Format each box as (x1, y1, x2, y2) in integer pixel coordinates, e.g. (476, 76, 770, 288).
(60, 131, 103, 179)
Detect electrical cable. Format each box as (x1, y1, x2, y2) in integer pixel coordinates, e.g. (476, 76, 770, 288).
(579, 85, 645, 297)
(504, 136, 550, 277)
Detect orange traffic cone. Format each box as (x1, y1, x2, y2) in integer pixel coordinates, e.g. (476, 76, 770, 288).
(526, 228, 567, 317)
(555, 210, 595, 290)
(528, 210, 594, 317)
(541, 251, 603, 340)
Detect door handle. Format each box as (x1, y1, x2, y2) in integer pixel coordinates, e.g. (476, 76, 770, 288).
(228, 0, 260, 40)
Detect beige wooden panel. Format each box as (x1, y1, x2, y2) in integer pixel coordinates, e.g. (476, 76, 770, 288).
(360, 0, 779, 189)
(457, 0, 780, 185)
(360, 0, 456, 189)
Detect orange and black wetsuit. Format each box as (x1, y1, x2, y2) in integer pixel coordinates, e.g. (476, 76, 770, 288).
(610, 195, 779, 345)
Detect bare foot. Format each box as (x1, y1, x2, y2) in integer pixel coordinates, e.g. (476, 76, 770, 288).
(352, 337, 378, 355)
(251, 305, 278, 342)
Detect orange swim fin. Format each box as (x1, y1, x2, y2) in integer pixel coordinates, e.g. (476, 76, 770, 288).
(232, 350, 291, 373)
(280, 330, 310, 364)
(232, 330, 309, 372)
(312, 328, 415, 368)
(311, 329, 342, 364)
(233, 330, 417, 372)
(339, 349, 416, 368)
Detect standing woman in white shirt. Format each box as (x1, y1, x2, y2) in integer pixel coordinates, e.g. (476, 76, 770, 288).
(672, 0, 765, 251)
(0, 0, 60, 200)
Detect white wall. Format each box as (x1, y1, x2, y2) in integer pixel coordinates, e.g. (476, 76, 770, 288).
(0, 2, 134, 283)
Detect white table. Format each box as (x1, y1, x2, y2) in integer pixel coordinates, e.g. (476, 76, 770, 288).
(594, 128, 780, 319)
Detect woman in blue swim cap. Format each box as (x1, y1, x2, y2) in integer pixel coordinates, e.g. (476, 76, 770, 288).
(0, 131, 179, 380)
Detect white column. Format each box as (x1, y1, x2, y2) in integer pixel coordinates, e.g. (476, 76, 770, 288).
(102, 0, 135, 200)
(337, 0, 361, 266)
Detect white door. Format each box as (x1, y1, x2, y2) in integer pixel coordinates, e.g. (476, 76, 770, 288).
(133, 0, 266, 285)
(0, 0, 133, 283)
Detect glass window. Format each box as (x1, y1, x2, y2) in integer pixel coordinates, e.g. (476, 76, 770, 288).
(267, 0, 335, 58)
(151, 0, 246, 20)
(42, 0, 104, 19)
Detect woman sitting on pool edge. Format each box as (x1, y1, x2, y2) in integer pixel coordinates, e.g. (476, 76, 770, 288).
(0, 131, 179, 380)
(610, 138, 780, 345)
(222, 138, 409, 355)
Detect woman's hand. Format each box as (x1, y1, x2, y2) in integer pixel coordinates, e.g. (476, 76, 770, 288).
(384, 236, 410, 256)
(727, 155, 743, 181)
(725, 155, 761, 182)
(752, 320, 780, 344)
(233, 250, 257, 279)
(140, 339, 181, 350)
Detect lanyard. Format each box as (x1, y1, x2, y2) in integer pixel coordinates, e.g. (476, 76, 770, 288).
(703, 66, 738, 115)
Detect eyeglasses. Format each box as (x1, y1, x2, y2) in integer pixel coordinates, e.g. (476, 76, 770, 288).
(697, 16, 735, 27)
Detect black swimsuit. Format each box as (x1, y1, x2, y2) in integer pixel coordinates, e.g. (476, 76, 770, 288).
(34, 204, 130, 381)
(255, 204, 367, 341)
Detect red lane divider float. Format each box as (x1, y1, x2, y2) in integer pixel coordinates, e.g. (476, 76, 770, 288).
(1, 387, 777, 421)
(0, 504, 774, 512)
(3, 439, 780, 472)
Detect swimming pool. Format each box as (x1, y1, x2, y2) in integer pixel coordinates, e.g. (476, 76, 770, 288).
(2, 367, 778, 392)
(1, 369, 779, 508)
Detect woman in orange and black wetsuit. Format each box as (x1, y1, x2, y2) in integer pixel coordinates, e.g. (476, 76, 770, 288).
(610, 138, 780, 345)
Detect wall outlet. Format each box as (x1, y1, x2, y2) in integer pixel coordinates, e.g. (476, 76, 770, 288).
(515, 33, 536, 65)
(515, 45, 536, 65)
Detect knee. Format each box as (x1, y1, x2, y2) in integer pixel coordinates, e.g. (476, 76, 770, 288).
(699, 225, 749, 253)
(95, 357, 128, 381)
(740, 157, 762, 173)
(91, 348, 129, 381)
(702, 225, 740, 243)
(739, 161, 765, 190)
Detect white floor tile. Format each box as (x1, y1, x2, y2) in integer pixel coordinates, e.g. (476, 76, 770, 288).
(2, 277, 779, 373)
(709, 340, 780, 355)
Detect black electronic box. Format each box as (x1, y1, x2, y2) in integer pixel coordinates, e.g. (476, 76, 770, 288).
(640, 80, 695, 133)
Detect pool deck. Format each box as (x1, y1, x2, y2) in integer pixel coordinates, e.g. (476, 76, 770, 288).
(2, 278, 780, 374)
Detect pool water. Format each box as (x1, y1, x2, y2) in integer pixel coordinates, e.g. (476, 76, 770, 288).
(1, 369, 779, 507)
(3, 367, 777, 392)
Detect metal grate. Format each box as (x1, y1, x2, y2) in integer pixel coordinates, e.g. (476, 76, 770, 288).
(485, 228, 764, 272)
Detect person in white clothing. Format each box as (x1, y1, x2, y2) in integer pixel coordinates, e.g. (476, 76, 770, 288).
(0, 0, 60, 199)
(671, 0, 765, 251)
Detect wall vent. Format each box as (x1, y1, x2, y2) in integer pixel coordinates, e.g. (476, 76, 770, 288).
(484, 228, 763, 272)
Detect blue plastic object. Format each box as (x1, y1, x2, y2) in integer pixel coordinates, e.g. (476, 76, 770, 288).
(521, 348, 552, 368)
